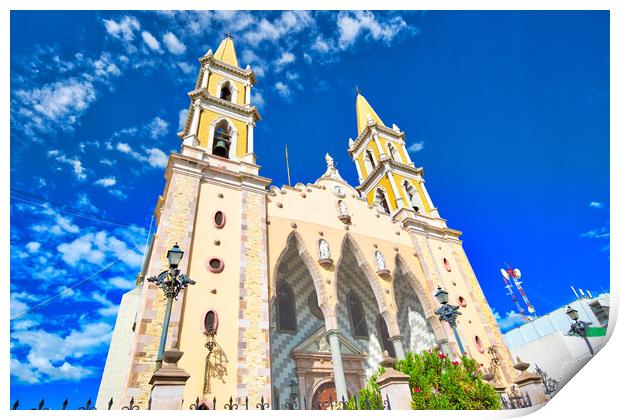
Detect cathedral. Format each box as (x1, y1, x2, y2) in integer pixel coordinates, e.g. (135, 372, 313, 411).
(96, 35, 518, 409)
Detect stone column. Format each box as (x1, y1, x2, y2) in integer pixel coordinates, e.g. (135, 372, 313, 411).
(375, 352, 411, 410)
(326, 330, 348, 400)
(513, 357, 547, 406)
(149, 350, 190, 410)
(389, 335, 406, 360)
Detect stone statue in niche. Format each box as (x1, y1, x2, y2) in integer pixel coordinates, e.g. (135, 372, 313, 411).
(338, 200, 349, 216)
(375, 251, 387, 272)
(319, 239, 331, 260)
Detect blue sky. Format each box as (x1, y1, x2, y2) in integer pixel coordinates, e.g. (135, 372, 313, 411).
(10, 11, 609, 407)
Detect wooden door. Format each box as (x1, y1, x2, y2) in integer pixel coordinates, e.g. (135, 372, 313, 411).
(312, 381, 337, 410)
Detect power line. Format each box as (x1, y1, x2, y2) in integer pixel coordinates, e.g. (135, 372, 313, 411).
(10, 192, 148, 231)
(10, 243, 145, 321)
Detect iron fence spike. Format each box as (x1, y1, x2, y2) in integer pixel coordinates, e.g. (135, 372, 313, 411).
(108, 398, 114, 410)
(12, 399, 19, 410)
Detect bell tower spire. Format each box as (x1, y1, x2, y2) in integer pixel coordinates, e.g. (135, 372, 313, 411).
(177, 34, 259, 164)
(348, 90, 440, 218)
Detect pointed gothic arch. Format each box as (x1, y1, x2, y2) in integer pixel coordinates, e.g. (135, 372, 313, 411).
(272, 231, 335, 327)
(333, 234, 398, 335)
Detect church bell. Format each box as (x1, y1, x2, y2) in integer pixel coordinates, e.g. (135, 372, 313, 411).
(213, 138, 229, 158)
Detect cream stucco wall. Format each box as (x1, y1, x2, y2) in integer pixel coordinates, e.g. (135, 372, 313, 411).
(178, 180, 243, 407)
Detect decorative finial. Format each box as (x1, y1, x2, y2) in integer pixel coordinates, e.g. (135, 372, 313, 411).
(224, 31, 233, 39)
(355, 85, 361, 95)
(325, 153, 335, 169)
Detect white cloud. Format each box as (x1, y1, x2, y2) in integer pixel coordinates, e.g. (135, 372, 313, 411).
(146, 148, 168, 168)
(408, 141, 424, 153)
(275, 82, 291, 98)
(16, 78, 96, 134)
(312, 35, 333, 53)
(177, 62, 194, 74)
(26, 242, 41, 253)
(493, 309, 525, 331)
(244, 11, 314, 45)
(91, 54, 121, 77)
(178, 108, 188, 131)
(103, 16, 140, 42)
(94, 176, 117, 188)
(11, 321, 113, 383)
(275, 51, 296, 69)
(147, 116, 169, 139)
(57, 230, 143, 268)
(337, 11, 411, 49)
(47, 149, 87, 180)
(580, 227, 610, 239)
(116, 141, 167, 169)
(109, 276, 136, 290)
(252, 91, 265, 108)
(162, 32, 187, 55)
(32, 213, 80, 237)
(589, 201, 603, 209)
(141, 31, 162, 52)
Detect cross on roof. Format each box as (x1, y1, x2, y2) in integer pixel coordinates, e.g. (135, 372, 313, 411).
(224, 31, 233, 39)
(355, 85, 361, 95)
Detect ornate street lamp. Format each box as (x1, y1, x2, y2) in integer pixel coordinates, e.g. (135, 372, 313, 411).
(565, 305, 594, 356)
(148, 243, 195, 370)
(434, 286, 465, 356)
(285, 379, 299, 409)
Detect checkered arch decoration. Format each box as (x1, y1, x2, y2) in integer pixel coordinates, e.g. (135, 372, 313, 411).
(269, 246, 325, 405)
(393, 265, 435, 355)
(335, 241, 383, 379)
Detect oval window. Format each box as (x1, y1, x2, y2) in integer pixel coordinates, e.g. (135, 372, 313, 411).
(443, 258, 451, 272)
(203, 310, 218, 334)
(213, 211, 226, 228)
(458, 296, 467, 307)
(207, 257, 224, 273)
(475, 336, 484, 354)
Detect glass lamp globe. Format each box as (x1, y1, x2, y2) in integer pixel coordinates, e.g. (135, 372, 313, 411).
(167, 243, 184, 268)
(565, 305, 579, 321)
(434, 286, 449, 305)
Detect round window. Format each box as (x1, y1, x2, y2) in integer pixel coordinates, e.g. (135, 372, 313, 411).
(207, 257, 225, 273)
(458, 296, 467, 307)
(443, 258, 451, 272)
(213, 211, 226, 228)
(475, 336, 484, 354)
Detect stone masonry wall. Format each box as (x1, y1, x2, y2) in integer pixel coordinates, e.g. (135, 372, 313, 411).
(120, 169, 201, 408)
(236, 190, 271, 401)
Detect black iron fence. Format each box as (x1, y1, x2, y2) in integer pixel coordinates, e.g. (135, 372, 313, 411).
(10, 396, 271, 410)
(501, 386, 532, 409)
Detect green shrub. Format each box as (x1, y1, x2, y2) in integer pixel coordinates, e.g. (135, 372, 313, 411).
(397, 350, 501, 410)
(345, 350, 501, 410)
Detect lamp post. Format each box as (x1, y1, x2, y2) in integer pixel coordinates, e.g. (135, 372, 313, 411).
(148, 244, 195, 370)
(565, 305, 594, 356)
(285, 379, 299, 409)
(434, 286, 465, 357)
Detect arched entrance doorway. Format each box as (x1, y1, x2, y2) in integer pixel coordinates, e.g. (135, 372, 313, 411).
(312, 381, 337, 410)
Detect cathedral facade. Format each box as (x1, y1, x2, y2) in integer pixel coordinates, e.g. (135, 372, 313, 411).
(96, 35, 517, 409)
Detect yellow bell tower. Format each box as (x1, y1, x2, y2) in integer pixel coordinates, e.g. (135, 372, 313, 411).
(178, 33, 260, 164)
(348, 89, 440, 218)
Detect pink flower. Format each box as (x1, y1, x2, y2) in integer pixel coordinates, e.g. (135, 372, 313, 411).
(438, 353, 446, 359)
(413, 387, 421, 393)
